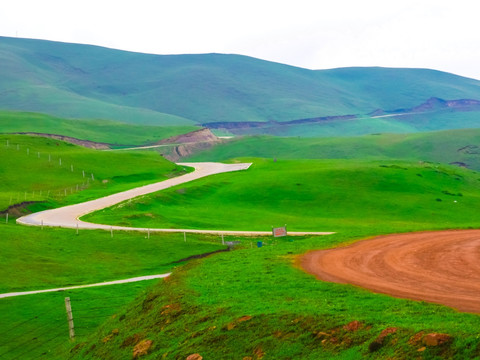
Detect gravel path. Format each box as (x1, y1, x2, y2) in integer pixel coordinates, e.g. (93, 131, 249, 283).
(17, 162, 334, 236)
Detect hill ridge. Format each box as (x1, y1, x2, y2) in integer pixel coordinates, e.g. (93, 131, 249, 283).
(2, 36, 480, 128)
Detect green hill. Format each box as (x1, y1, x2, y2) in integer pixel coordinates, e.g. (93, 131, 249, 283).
(0, 134, 188, 212)
(75, 158, 480, 359)
(0, 110, 198, 146)
(186, 128, 480, 171)
(84, 158, 480, 233)
(2, 36, 480, 127)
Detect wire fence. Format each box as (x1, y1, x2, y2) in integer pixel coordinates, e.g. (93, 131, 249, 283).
(1, 139, 98, 213)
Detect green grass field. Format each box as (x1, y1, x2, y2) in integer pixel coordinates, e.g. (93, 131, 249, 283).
(0, 136, 225, 359)
(187, 128, 480, 170)
(0, 222, 226, 359)
(0, 110, 198, 146)
(71, 231, 480, 359)
(0, 134, 191, 212)
(3, 130, 480, 358)
(4, 36, 480, 126)
(74, 157, 480, 358)
(84, 158, 480, 234)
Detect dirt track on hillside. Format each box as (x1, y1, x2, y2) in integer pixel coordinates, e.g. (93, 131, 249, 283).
(301, 230, 480, 313)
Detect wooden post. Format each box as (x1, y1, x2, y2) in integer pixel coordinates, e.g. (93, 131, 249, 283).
(82, 170, 85, 178)
(111, 227, 113, 238)
(5, 213, 8, 224)
(76, 223, 79, 235)
(65, 297, 75, 340)
(147, 229, 150, 239)
(41, 219, 44, 230)
(222, 233, 224, 245)
(184, 232, 186, 242)
(91, 173, 94, 181)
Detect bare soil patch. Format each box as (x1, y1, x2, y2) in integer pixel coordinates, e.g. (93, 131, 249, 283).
(301, 230, 480, 313)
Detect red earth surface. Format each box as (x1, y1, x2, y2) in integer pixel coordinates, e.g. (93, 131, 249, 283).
(301, 230, 480, 313)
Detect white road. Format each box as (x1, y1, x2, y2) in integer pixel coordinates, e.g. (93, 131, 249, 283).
(0, 274, 171, 299)
(17, 162, 334, 236)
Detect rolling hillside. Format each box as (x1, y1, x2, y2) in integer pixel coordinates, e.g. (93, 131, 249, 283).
(2, 36, 480, 128)
(186, 128, 480, 171)
(0, 110, 198, 146)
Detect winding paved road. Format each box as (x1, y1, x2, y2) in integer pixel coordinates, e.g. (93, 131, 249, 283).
(17, 162, 333, 236)
(301, 230, 480, 313)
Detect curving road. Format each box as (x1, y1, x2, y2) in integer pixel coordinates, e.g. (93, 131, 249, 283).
(301, 230, 480, 313)
(17, 162, 333, 236)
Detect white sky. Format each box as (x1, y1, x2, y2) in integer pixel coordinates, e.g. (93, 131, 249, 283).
(2, 0, 480, 80)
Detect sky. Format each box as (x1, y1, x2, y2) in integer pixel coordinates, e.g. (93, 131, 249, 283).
(2, 0, 480, 79)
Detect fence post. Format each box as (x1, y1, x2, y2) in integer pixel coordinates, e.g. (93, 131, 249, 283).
(65, 297, 75, 340)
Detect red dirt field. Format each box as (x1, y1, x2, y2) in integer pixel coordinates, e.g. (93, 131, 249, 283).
(301, 230, 480, 313)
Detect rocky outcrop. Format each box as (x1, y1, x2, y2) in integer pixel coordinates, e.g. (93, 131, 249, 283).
(158, 128, 222, 161)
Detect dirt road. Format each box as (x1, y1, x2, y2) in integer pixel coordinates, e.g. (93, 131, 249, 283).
(17, 162, 333, 236)
(301, 230, 480, 313)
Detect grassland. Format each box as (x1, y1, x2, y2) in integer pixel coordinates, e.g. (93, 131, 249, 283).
(187, 128, 480, 170)
(4, 130, 480, 358)
(0, 222, 226, 359)
(3, 36, 480, 126)
(75, 157, 480, 358)
(0, 110, 198, 146)
(0, 135, 226, 359)
(71, 231, 480, 359)
(84, 158, 480, 234)
(215, 111, 480, 137)
(0, 134, 191, 212)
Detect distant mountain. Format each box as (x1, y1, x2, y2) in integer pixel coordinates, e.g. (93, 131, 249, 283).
(2, 36, 480, 128)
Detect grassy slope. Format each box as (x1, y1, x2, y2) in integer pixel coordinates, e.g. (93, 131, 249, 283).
(0, 223, 225, 359)
(73, 160, 480, 359)
(0, 134, 192, 212)
(0, 110, 198, 146)
(220, 110, 480, 137)
(2, 37, 480, 125)
(0, 38, 194, 126)
(187, 128, 480, 171)
(0, 223, 224, 293)
(85, 158, 480, 234)
(0, 135, 226, 359)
